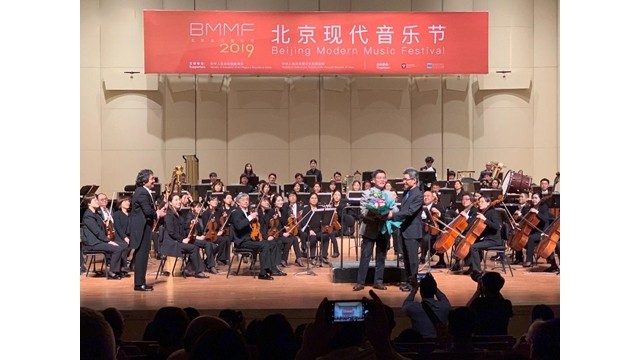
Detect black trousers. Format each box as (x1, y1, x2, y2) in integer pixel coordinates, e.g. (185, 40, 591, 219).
(132, 226, 152, 286)
(237, 240, 279, 275)
(85, 242, 128, 274)
(357, 233, 389, 285)
(401, 236, 421, 281)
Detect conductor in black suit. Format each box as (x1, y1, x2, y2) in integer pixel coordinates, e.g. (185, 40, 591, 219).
(393, 168, 425, 292)
(127, 169, 166, 291)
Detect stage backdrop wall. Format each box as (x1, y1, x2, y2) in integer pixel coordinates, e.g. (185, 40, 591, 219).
(81, 0, 558, 196)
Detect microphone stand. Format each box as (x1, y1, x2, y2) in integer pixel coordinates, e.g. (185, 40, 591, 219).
(294, 209, 317, 276)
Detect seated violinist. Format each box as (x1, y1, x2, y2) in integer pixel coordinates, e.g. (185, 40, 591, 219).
(82, 195, 128, 280)
(160, 193, 208, 278)
(185, 201, 219, 274)
(229, 193, 282, 280)
(298, 192, 331, 266)
(267, 194, 304, 267)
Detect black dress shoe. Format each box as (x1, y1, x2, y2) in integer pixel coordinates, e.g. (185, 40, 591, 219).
(331, 252, 340, 258)
(107, 272, 122, 280)
(471, 271, 483, 282)
(273, 270, 288, 276)
(399, 284, 413, 292)
(522, 262, 533, 268)
(280, 260, 289, 268)
(195, 272, 210, 278)
(258, 273, 274, 280)
(321, 257, 330, 265)
(205, 267, 218, 274)
(183, 270, 195, 277)
(512, 259, 523, 265)
(544, 265, 559, 273)
(353, 283, 365, 291)
(117, 272, 131, 278)
(373, 282, 387, 290)
(134, 284, 154, 291)
(433, 262, 447, 269)
(295, 258, 305, 267)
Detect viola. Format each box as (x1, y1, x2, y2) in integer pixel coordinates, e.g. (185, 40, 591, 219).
(536, 217, 560, 259)
(105, 219, 116, 241)
(285, 215, 298, 236)
(250, 208, 262, 241)
(204, 213, 219, 242)
(323, 209, 341, 233)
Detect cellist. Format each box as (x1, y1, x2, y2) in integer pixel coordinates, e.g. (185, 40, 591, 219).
(461, 195, 503, 281)
(522, 193, 559, 272)
(420, 190, 447, 268)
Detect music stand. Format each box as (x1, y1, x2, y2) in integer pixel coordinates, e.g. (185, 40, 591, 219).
(297, 192, 311, 205)
(316, 192, 332, 206)
(80, 185, 99, 205)
(295, 208, 326, 277)
(347, 191, 364, 205)
(201, 179, 212, 184)
(269, 184, 280, 195)
(362, 171, 373, 183)
(389, 179, 405, 192)
(320, 182, 332, 192)
(195, 184, 211, 202)
(419, 171, 437, 187)
(206, 191, 224, 202)
(283, 183, 295, 195)
(480, 189, 503, 201)
(226, 185, 250, 197)
(303, 175, 316, 188)
(438, 189, 455, 209)
(248, 176, 260, 189)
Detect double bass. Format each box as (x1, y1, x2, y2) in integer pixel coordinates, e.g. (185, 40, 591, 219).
(536, 216, 560, 259)
(453, 196, 503, 260)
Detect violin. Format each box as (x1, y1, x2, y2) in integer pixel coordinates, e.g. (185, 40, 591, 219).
(104, 192, 116, 241)
(323, 209, 341, 233)
(267, 209, 281, 238)
(249, 207, 262, 241)
(536, 216, 560, 259)
(204, 212, 219, 242)
(186, 205, 205, 244)
(285, 215, 298, 236)
(454, 196, 504, 260)
(508, 194, 552, 251)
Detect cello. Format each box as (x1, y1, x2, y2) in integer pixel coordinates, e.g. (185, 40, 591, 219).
(508, 193, 552, 251)
(453, 195, 503, 260)
(536, 216, 560, 259)
(433, 199, 479, 254)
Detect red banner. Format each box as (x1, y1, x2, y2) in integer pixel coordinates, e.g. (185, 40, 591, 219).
(144, 11, 487, 75)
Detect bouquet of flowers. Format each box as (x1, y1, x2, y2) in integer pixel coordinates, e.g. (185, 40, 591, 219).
(364, 188, 401, 234)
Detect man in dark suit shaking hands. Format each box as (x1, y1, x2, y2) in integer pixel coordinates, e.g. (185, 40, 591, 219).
(128, 169, 166, 291)
(393, 168, 425, 292)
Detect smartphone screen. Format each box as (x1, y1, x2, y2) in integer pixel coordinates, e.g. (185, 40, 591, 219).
(327, 301, 369, 323)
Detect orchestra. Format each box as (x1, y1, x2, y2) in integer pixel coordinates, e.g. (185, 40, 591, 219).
(81, 160, 560, 287)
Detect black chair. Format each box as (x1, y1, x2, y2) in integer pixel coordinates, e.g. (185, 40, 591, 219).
(82, 246, 108, 279)
(482, 239, 514, 277)
(226, 243, 258, 278)
(154, 226, 189, 279)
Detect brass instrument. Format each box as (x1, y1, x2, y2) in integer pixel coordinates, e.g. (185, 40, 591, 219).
(490, 161, 505, 179)
(152, 166, 183, 232)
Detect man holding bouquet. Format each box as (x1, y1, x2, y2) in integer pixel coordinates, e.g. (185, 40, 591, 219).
(353, 169, 397, 291)
(393, 168, 426, 292)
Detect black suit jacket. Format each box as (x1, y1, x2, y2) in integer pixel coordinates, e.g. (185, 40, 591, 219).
(127, 186, 157, 249)
(475, 208, 502, 244)
(113, 210, 129, 242)
(392, 187, 424, 240)
(160, 208, 186, 257)
(230, 208, 252, 246)
(82, 210, 109, 246)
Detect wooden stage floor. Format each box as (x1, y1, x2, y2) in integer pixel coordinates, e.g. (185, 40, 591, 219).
(80, 249, 560, 340)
